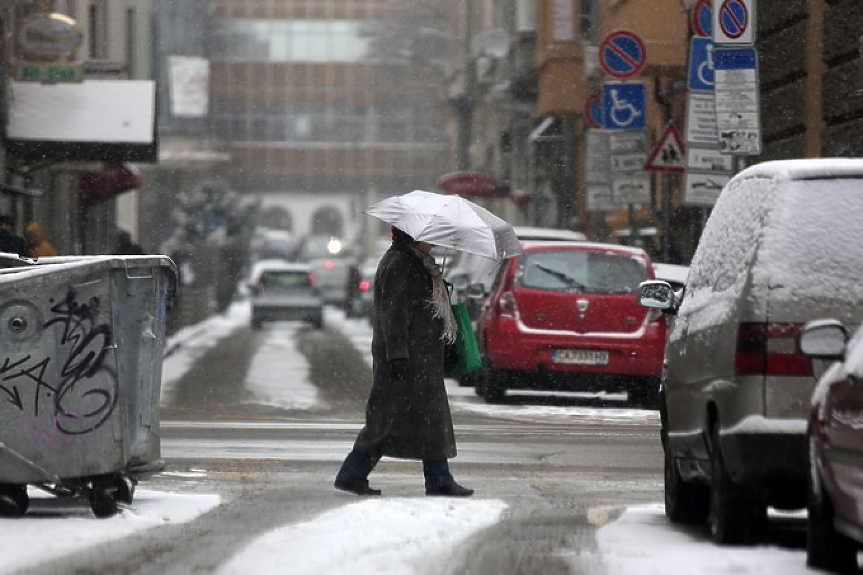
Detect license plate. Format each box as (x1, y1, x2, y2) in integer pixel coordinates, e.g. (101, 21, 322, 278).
(552, 349, 609, 365)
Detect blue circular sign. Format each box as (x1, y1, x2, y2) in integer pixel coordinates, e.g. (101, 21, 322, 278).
(692, 0, 713, 37)
(599, 30, 646, 79)
(718, 0, 748, 39)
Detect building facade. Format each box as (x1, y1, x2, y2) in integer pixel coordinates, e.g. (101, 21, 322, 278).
(1, 0, 157, 255)
(206, 0, 451, 246)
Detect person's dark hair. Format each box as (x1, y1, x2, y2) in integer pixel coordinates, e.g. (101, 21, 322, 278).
(391, 226, 414, 245)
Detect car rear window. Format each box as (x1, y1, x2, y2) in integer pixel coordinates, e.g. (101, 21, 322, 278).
(258, 271, 311, 289)
(518, 250, 647, 293)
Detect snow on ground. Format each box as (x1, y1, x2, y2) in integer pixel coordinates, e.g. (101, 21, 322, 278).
(592, 504, 822, 574)
(153, 302, 821, 574)
(243, 323, 322, 409)
(0, 490, 220, 575)
(218, 498, 508, 575)
(161, 301, 252, 404)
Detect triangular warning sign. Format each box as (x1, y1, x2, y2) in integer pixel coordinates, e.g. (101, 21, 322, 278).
(645, 122, 686, 173)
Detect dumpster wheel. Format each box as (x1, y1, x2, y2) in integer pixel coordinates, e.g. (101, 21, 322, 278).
(89, 480, 120, 518)
(115, 476, 136, 505)
(0, 485, 29, 517)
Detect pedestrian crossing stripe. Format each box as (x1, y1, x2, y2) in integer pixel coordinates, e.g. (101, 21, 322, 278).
(644, 122, 686, 173)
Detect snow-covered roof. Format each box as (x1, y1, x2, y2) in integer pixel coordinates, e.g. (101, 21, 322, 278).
(733, 158, 863, 184)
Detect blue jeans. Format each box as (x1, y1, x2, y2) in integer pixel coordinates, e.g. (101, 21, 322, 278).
(336, 450, 454, 490)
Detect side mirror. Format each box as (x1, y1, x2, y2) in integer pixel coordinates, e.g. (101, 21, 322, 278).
(637, 280, 676, 311)
(799, 319, 848, 360)
(248, 283, 260, 296)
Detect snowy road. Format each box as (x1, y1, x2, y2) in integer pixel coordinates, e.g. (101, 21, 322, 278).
(0, 302, 830, 574)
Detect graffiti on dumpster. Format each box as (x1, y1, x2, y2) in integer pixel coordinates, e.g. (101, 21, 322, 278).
(0, 289, 118, 435)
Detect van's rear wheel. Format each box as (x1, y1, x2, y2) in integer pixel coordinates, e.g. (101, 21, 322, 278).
(709, 427, 766, 544)
(664, 447, 709, 523)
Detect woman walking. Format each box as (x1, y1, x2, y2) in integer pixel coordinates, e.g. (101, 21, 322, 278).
(334, 227, 473, 497)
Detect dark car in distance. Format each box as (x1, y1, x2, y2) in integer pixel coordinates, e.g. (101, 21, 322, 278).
(249, 260, 323, 329)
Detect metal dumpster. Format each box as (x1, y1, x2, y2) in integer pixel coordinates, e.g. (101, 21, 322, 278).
(0, 254, 177, 517)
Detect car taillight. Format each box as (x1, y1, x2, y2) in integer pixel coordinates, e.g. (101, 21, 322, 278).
(735, 323, 812, 376)
(324, 260, 335, 270)
(308, 272, 317, 283)
(359, 280, 370, 292)
(497, 291, 517, 316)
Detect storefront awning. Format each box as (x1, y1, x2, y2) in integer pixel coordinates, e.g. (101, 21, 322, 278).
(79, 163, 142, 205)
(437, 171, 499, 197)
(6, 80, 157, 163)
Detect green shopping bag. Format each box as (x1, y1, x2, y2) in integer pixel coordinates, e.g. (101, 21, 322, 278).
(445, 302, 481, 378)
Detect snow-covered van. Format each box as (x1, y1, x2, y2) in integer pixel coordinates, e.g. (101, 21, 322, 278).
(638, 159, 863, 545)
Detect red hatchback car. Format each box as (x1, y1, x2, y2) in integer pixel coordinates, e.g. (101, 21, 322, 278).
(475, 241, 666, 406)
(799, 319, 863, 573)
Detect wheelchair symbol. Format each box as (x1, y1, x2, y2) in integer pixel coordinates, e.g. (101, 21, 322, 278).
(609, 89, 642, 127)
(697, 44, 715, 87)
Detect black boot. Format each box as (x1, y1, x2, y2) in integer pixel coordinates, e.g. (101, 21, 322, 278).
(334, 449, 381, 496)
(425, 482, 474, 497)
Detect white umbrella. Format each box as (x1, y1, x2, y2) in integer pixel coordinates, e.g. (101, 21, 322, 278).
(365, 190, 522, 260)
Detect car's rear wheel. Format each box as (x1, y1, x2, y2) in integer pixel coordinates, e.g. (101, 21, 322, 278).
(709, 426, 767, 545)
(478, 368, 506, 403)
(807, 437, 858, 572)
(664, 446, 709, 523)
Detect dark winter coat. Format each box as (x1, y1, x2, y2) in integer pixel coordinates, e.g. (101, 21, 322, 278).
(352, 239, 457, 460)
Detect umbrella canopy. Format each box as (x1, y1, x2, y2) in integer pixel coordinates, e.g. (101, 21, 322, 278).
(365, 190, 522, 260)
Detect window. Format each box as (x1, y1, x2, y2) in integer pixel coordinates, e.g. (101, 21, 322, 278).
(210, 19, 370, 62)
(520, 251, 647, 293)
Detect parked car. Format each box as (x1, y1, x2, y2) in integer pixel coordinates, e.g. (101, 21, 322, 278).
(637, 158, 863, 545)
(475, 241, 664, 406)
(248, 259, 323, 329)
(799, 319, 863, 573)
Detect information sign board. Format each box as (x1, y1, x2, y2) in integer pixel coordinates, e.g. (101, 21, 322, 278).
(713, 47, 761, 155)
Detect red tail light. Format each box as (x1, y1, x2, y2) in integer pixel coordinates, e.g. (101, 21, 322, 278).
(308, 272, 317, 283)
(359, 280, 371, 292)
(324, 260, 335, 270)
(735, 323, 812, 376)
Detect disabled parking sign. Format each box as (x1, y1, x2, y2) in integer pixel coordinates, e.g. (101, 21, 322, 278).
(602, 82, 646, 131)
(688, 37, 714, 92)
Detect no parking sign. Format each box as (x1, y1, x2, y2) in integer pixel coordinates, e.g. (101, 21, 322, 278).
(712, 0, 756, 45)
(599, 30, 647, 79)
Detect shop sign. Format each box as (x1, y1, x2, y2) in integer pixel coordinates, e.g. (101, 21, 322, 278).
(17, 61, 83, 83)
